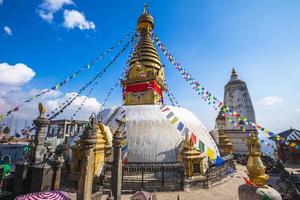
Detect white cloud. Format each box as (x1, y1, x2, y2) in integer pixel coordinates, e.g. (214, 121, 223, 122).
(0, 90, 101, 122)
(0, 63, 35, 86)
(63, 10, 95, 30)
(259, 96, 283, 106)
(38, 0, 74, 22)
(3, 26, 12, 35)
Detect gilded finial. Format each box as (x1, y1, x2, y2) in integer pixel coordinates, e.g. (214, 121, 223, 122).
(38, 102, 46, 117)
(246, 131, 269, 187)
(137, 4, 154, 32)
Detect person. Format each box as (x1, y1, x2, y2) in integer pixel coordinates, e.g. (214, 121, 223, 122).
(0, 160, 11, 177)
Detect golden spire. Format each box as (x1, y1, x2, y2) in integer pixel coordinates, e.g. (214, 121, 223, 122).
(122, 4, 165, 105)
(218, 128, 233, 156)
(246, 131, 269, 187)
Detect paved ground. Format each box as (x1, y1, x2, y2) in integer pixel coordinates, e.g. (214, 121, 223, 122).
(100, 164, 248, 200)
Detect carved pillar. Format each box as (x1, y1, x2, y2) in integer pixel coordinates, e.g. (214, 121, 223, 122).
(32, 111, 50, 163)
(111, 119, 125, 200)
(77, 114, 97, 200)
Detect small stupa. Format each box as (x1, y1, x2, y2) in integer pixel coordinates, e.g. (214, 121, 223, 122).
(218, 128, 233, 157)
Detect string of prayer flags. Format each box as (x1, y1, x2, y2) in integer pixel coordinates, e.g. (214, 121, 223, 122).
(160, 104, 218, 160)
(2, 31, 136, 121)
(49, 35, 134, 120)
(152, 32, 277, 140)
(99, 34, 140, 112)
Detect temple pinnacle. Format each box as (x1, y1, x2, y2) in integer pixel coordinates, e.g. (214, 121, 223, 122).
(230, 67, 238, 81)
(143, 3, 149, 15)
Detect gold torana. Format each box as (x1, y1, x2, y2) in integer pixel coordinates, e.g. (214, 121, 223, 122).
(122, 4, 165, 105)
(246, 131, 269, 187)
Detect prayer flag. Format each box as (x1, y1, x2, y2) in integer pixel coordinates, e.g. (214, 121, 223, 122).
(215, 156, 224, 166)
(166, 112, 174, 119)
(207, 147, 216, 160)
(170, 117, 179, 124)
(190, 133, 197, 144)
(177, 122, 184, 132)
(198, 140, 205, 152)
(162, 107, 170, 112)
(243, 177, 256, 187)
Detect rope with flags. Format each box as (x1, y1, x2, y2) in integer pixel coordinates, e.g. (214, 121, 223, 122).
(151, 32, 278, 140)
(10, 32, 136, 138)
(164, 81, 181, 107)
(98, 33, 140, 113)
(3, 31, 135, 120)
(71, 35, 139, 119)
(160, 104, 219, 160)
(48, 35, 135, 120)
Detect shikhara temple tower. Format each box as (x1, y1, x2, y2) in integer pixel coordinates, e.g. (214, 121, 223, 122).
(224, 68, 256, 129)
(215, 68, 256, 154)
(122, 5, 165, 105)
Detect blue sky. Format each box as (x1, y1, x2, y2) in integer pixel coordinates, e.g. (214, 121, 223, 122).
(0, 0, 299, 136)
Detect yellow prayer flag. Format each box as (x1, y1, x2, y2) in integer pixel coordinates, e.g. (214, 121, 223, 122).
(170, 117, 179, 124)
(122, 139, 128, 146)
(207, 147, 216, 160)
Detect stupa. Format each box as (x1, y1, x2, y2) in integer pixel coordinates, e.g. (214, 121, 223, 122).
(70, 5, 235, 192)
(100, 4, 219, 165)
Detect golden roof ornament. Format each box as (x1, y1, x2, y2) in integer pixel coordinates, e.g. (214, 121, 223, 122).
(38, 102, 46, 117)
(246, 131, 269, 187)
(137, 4, 154, 32)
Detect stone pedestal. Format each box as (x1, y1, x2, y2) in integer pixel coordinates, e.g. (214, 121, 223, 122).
(32, 116, 50, 163)
(238, 184, 282, 200)
(13, 162, 29, 195)
(29, 161, 53, 192)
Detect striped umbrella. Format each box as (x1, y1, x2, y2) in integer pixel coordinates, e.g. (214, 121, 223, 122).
(15, 191, 70, 200)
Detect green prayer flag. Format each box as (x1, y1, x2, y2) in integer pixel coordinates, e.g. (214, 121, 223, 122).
(198, 140, 205, 152)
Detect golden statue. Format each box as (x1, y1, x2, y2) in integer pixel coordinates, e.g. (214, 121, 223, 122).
(246, 131, 269, 187)
(38, 102, 46, 117)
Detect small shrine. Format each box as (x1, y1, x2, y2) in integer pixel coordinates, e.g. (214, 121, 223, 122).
(218, 128, 233, 157)
(179, 134, 206, 178)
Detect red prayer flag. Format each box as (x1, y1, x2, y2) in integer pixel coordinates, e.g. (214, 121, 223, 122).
(190, 133, 197, 144)
(162, 107, 170, 112)
(243, 177, 256, 187)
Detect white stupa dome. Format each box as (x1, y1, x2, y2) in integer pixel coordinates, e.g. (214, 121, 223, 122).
(100, 105, 220, 163)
